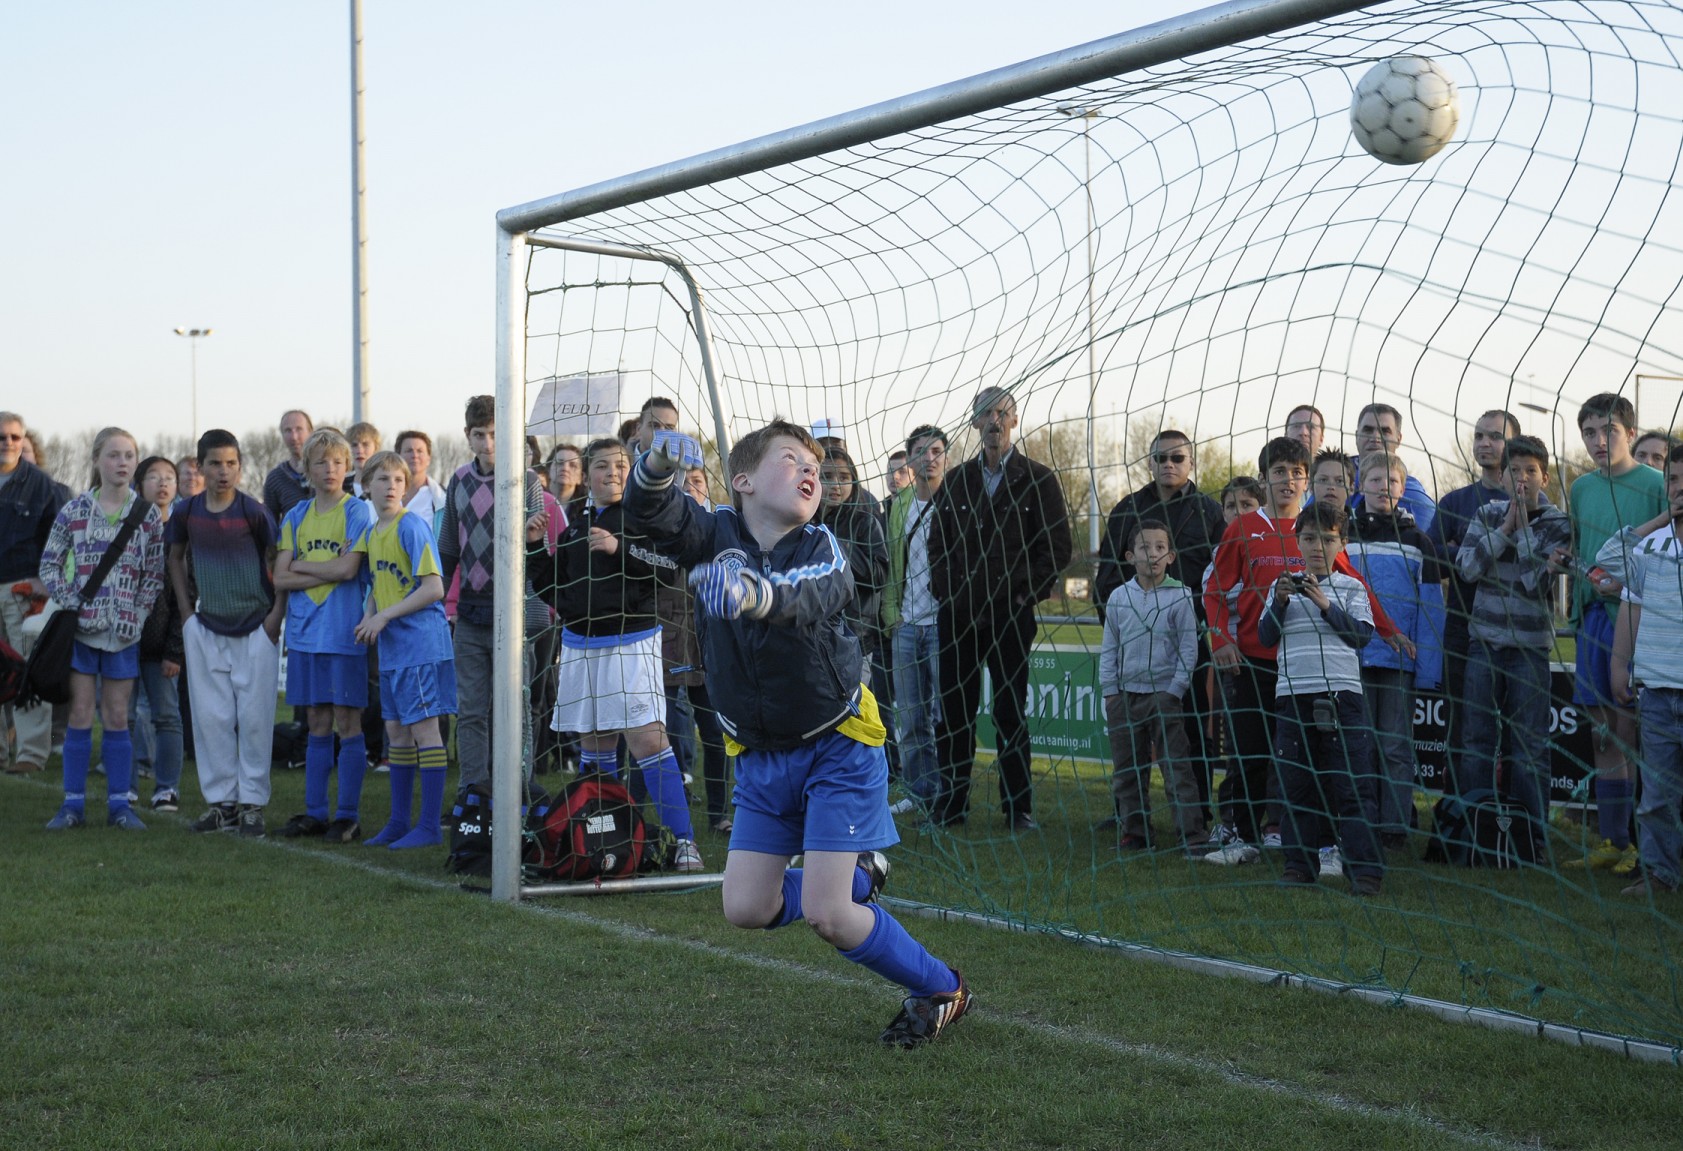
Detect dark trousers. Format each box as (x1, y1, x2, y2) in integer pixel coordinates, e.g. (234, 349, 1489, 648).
(1440, 613, 1470, 794)
(1215, 656, 1278, 842)
(530, 626, 561, 773)
(1274, 690, 1383, 880)
(1184, 643, 1215, 815)
(934, 600, 1036, 822)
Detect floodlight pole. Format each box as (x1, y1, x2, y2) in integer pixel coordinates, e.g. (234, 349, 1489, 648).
(350, 0, 371, 423)
(173, 327, 213, 440)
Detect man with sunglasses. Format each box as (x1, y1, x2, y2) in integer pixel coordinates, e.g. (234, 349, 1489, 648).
(1094, 431, 1225, 828)
(0, 411, 67, 775)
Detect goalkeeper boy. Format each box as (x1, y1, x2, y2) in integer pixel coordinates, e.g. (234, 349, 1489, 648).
(626, 420, 973, 1048)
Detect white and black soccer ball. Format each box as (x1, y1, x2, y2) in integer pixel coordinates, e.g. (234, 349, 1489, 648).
(1350, 55, 1460, 165)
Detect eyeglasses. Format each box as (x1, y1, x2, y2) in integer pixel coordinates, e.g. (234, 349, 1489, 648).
(1153, 452, 1188, 465)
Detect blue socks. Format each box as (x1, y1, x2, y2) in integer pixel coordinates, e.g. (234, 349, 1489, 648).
(580, 746, 619, 778)
(304, 734, 334, 820)
(1596, 777, 1634, 849)
(102, 728, 133, 811)
(335, 733, 368, 822)
(840, 904, 958, 998)
(636, 748, 693, 838)
(391, 747, 446, 849)
(766, 861, 879, 930)
(62, 726, 92, 812)
(367, 746, 417, 846)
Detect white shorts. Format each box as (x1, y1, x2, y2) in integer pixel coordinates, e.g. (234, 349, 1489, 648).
(551, 631, 668, 734)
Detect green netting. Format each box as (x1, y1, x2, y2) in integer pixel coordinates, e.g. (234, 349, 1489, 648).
(516, 0, 1683, 1051)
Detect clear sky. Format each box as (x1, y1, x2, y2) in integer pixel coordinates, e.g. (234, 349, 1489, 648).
(0, 0, 1212, 443)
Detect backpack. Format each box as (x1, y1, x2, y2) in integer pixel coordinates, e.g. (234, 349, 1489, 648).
(446, 783, 547, 877)
(525, 774, 649, 881)
(1424, 788, 1539, 869)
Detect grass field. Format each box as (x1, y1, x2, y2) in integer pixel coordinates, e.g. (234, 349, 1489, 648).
(6, 753, 1683, 1150)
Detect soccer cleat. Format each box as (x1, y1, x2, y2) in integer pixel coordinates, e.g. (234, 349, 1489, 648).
(279, 813, 329, 838)
(674, 838, 705, 873)
(190, 804, 239, 833)
(1563, 838, 1626, 870)
(236, 805, 266, 839)
(107, 807, 147, 831)
(150, 789, 180, 813)
(857, 850, 890, 903)
(1612, 844, 1640, 876)
(365, 820, 409, 847)
(1318, 845, 1344, 879)
(323, 818, 362, 844)
(1261, 830, 1283, 850)
(45, 804, 87, 831)
(880, 968, 974, 1049)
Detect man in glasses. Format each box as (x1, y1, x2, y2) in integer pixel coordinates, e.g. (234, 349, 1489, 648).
(0, 411, 67, 775)
(1094, 430, 1225, 831)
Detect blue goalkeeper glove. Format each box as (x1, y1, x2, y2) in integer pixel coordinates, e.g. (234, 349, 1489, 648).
(643, 429, 704, 477)
(689, 562, 772, 621)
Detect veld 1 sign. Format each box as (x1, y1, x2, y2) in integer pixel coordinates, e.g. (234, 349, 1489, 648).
(975, 647, 1594, 806)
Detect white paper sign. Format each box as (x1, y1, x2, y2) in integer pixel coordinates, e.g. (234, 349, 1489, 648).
(526, 374, 623, 435)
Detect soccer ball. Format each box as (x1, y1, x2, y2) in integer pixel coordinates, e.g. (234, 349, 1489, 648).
(1350, 56, 1460, 165)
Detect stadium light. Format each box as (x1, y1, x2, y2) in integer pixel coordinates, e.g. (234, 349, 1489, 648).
(173, 326, 213, 440)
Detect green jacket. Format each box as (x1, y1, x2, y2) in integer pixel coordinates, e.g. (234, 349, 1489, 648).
(882, 485, 939, 630)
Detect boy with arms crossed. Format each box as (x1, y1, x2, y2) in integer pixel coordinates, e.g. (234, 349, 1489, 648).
(167, 430, 284, 838)
(627, 421, 972, 1048)
(1099, 520, 1201, 850)
(1259, 502, 1384, 893)
(273, 429, 374, 843)
(1564, 394, 1665, 871)
(355, 452, 457, 849)
(1606, 442, 1683, 896)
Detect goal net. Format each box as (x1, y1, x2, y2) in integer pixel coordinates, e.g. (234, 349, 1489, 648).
(497, 0, 1683, 1055)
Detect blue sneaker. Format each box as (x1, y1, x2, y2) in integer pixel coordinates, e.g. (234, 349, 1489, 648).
(46, 804, 87, 831)
(108, 807, 148, 831)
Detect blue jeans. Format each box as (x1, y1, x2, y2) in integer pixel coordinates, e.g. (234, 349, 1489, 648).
(1636, 687, 1683, 888)
(1461, 639, 1550, 828)
(129, 659, 183, 794)
(892, 622, 941, 802)
(1363, 666, 1417, 836)
(1274, 691, 1382, 880)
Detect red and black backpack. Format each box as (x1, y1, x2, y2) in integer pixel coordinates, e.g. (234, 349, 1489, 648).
(526, 775, 650, 881)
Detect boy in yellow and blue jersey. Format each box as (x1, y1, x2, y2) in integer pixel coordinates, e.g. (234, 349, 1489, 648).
(275, 429, 375, 843)
(353, 451, 457, 850)
(627, 420, 973, 1049)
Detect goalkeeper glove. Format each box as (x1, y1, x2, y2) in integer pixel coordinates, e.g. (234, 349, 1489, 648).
(643, 429, 704, 478)
(689, 562, 772, 620)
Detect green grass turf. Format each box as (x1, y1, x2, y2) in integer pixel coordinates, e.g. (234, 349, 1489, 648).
(5, 755, 1683, 1150)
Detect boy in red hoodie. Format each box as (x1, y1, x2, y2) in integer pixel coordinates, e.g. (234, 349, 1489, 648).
(1203, 436, 1400, 864)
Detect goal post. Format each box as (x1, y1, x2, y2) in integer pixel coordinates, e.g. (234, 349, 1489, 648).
(489, 0, 1683, 1056)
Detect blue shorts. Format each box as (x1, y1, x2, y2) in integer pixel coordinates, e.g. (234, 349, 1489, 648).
(70, 639, 139, 680)
(379, 661, 458, 726)
(286, 650, 369, 709)
(729, 730, 899, 856)
(1574, 602, 1619, 708)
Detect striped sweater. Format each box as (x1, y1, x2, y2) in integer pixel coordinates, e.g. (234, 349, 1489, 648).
(1455, 499, 1571, 651)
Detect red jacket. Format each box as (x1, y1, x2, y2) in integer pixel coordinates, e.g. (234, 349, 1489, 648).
(1204, 509, 1398, 660)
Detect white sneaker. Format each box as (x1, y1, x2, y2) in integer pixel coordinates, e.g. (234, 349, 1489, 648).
(373, 761, 391, 775)
(1203, 839, 1261, 866)
(1319, 845, 1344, 879)
(674, 838, 705, 873)
(1262, 830, 1283, 850)
(888, 797, 919, 816)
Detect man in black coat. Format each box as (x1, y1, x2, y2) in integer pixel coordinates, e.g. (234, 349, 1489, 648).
(0, 411, 66, 775)
(1092, 429, 1226, 823)
(929, 386, 1072, 831)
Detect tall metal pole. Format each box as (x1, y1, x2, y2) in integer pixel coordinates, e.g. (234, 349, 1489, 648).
(350, 0, 371, 422)
(1081, 110, 1101, 558)
(174, 327, 213, 441)
(491, 224, 528, 903)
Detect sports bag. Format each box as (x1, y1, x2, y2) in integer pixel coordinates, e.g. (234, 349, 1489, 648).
(1424, 788, 1539, 869)
(525, 774, 649, 881)
(445, 783, 548, 877)
(0, 636, 25, 705)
